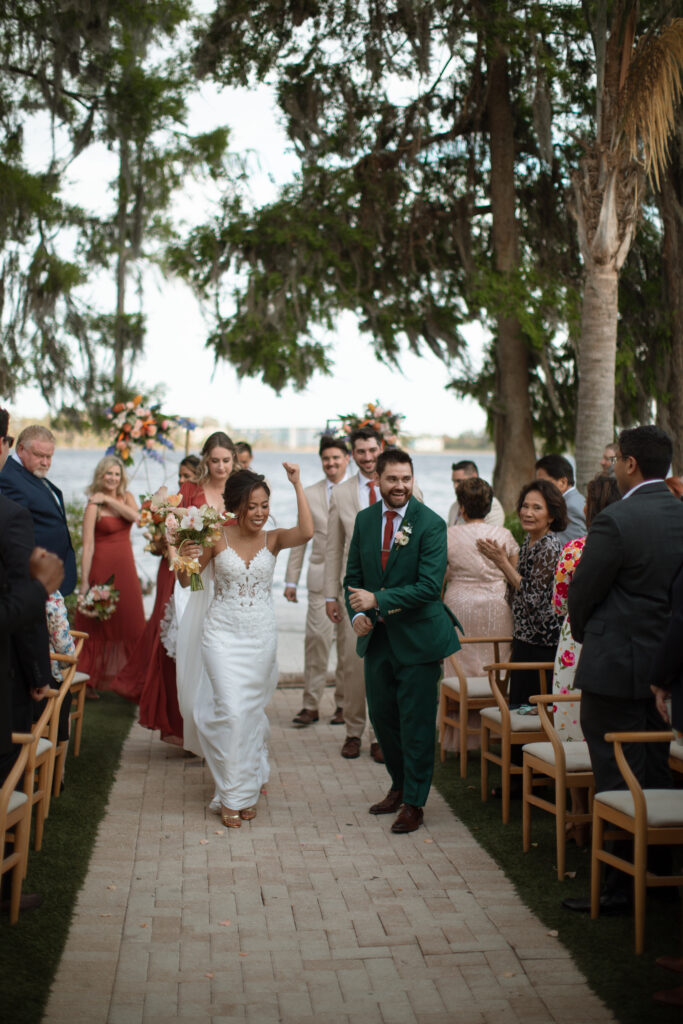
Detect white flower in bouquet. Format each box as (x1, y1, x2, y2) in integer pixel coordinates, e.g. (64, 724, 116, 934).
(159, 500, 232, 590)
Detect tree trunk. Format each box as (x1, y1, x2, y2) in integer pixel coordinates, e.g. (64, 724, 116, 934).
(657, 135, 683, 473)
(114, 133, 130, 390)
(487, 45, 536, 511)
(574, 263, 619, 489)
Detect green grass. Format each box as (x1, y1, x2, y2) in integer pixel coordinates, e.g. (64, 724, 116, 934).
(0, 693, 135, 1024)
(432, 750, 683, 1024)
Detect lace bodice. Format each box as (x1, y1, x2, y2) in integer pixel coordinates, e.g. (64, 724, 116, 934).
(204, 542, 277, 636)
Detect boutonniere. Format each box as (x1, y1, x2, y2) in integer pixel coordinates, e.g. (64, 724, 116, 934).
(394, 522, 413, 547)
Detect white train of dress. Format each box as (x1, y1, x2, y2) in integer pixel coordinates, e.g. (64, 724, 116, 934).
(195, 542, 278, 811)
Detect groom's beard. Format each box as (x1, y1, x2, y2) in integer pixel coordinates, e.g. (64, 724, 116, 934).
(381, 485, 413, 508)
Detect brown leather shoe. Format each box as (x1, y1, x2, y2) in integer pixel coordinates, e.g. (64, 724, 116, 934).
(369, 742, 385, 764)
(330, 706, 345, 725)
(390, 804, 424, 834)
(341, 736, 361, 759)
(292, 707, 319, 726)
(369, 788, 403, 815)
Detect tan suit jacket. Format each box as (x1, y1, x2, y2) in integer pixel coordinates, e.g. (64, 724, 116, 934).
(285, 478, 330, 594)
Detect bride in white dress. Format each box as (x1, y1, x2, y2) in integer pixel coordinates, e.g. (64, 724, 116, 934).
(178, 463, 313, 827)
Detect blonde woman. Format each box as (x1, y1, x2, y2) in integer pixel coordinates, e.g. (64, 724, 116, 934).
(74, 456, 145, 693)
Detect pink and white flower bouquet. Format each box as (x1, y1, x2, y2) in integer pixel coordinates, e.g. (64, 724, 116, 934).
(162, 501, 232, 590)
(139, 487, 183, 554)
(77, 576, 121, 620)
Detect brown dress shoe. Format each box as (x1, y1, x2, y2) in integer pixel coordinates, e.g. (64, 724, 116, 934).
(369, 788, 403, 814)
(341, 736, 361, 758)
(292, 708, 319, 726)
(330, 706, 345, 725)
(369, 742, 385, 764)
(390, 804, 424, 833)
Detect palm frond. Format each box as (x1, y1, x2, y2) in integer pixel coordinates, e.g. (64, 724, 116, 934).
(619, 18, 683, 187)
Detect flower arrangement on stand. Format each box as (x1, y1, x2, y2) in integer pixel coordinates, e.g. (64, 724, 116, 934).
(328, 400, 405, 447)
(105, 394, 196, 466)
(161, 501, 233, 590)
(77, 576, 121, 621)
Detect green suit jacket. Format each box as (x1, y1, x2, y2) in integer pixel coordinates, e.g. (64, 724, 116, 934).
(343, 496, 460, 664)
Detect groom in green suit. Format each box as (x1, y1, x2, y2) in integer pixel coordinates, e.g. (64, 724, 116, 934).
(344, 449, 459, 833)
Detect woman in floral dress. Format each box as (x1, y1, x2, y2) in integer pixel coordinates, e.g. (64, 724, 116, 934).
(552, 474, 621, 737)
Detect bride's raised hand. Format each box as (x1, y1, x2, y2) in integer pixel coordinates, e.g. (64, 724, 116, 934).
(282, 462, 300, 485)
(178, 539, 203, 560)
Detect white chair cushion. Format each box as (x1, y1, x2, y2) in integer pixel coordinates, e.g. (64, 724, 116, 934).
(670, 740, 683, 763)
(73, 671, 90, 685)
(480, 707, 543, 733)
(596, 789, 683, 827)
(522, 740, 593, 771)
(9, 791, 28, 812)
(442, 676, 492, 698)
(36, 738, 52, 757)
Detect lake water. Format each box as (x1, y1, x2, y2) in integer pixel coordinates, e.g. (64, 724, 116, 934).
(49, 448, 495, 668)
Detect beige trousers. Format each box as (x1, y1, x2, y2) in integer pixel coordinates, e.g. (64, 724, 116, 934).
(337, 612, 376, 743)
(302, 591, 344, 711)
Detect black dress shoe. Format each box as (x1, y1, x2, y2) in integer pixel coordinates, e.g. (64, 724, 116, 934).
(330, 706, 345, 725)
(562, 891, 631, 915)
(390, 804, 424, 834)
(369, 788, 403, 814)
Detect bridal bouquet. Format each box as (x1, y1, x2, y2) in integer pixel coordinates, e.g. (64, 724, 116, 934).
(139, 488, 182, 554)
(162, 502, 231, 590)
(77, 576, 120, 620)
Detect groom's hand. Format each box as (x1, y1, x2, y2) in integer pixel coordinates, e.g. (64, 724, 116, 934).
(353, 614, 373, 636)
(348, 587, 378, 612)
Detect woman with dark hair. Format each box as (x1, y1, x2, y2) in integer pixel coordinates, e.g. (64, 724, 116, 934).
(177, 464, 313, 826)
(478, 478, 568, 709)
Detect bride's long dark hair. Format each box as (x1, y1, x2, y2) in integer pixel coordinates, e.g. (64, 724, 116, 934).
(224, 470, 271, 518)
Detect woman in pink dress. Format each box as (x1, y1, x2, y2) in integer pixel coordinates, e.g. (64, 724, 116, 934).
(74, 456, 145, 693)
(441, 477, 518, 751)
(112, 455, 201, 744)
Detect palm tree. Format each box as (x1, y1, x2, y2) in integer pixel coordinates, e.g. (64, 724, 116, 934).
(571, 2, 683, 489)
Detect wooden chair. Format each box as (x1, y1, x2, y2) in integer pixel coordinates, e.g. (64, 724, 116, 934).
(1, 734, 36, 923)
(24, 688, 59, 857)
(480, 661, 553, 824)
(669, 736, 683, 778)
(68, 629, 89, 757)
(439, 636, 512, 776)
(522, 693, 595, 880)
(591, 731, 683, 954)
(48, 651, 78, 797)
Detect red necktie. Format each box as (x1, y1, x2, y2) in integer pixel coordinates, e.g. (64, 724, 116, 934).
(367, 480, 377, 505)
(382, 510, 397, 570)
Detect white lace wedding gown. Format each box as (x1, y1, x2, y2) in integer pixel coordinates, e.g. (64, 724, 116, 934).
(194, 540, 278, 811)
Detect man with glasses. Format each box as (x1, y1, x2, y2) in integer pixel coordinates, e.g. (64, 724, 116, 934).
(600, 442, 618, 476)
(0, 423, 76, 595)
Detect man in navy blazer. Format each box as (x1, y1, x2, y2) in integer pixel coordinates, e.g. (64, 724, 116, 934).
(0, 425, 76, 595)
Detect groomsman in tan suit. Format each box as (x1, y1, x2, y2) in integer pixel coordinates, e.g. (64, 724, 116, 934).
(325, 428, 423, 761)
(284, 436, 350, 726)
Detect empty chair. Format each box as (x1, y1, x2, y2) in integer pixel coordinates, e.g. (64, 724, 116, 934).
(1, 733, 37, 922)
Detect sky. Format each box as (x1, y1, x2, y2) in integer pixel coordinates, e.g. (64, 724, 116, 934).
(14, 53, 488, 439)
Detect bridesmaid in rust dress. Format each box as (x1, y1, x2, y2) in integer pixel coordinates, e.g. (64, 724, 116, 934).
(74, 456, 145, 693)
(112, 455, 201, 744)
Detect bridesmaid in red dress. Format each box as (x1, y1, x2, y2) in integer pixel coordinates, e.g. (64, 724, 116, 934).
(112, 455, 201, 744)
(74, 456, 145, 693)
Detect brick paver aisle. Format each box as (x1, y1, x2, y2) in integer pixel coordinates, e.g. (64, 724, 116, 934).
(44, 688, 612, 1024)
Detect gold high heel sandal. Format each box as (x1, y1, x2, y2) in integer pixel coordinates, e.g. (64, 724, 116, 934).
(239, 806, 257, 821)
(221, 807, 241, 828)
